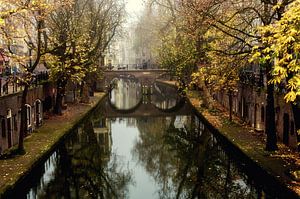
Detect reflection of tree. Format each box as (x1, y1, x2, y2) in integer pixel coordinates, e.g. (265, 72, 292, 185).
(133, 117, 175, 197)
(134, 115, 259, 199)
(152, 83, 180, 109)
(33, 118, 132, 198)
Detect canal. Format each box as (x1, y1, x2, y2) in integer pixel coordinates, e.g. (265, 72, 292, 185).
(6, 79, 286, 198)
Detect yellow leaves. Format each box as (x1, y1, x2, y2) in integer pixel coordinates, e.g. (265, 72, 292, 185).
(284, 92, 297, 102)
(288, 75, 300, 89)
(272, 65, 287, 76)
(272, 3, 282, 11)
(289, 28, 298, 36)
(285, 35, 296, 44)
(252, 0, 300, 103)
(0, 18, 4, 26)
(283, 75, 300, 102)
(252, 51, 261, 60)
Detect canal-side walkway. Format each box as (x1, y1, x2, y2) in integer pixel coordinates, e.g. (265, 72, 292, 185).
(187, 90, 300, 198)
(0, 92, 105, 197)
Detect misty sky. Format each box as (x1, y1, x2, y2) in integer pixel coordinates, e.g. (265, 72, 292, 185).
(125, 0, 144, 22)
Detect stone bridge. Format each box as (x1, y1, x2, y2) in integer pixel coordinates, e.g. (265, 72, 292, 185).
(101, 69, 168, 89)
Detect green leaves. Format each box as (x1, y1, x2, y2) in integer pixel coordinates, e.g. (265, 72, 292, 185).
(158, 32, 198, 87)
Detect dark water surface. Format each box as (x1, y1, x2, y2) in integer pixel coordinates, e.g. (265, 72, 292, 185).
(6, 79, 288, 198)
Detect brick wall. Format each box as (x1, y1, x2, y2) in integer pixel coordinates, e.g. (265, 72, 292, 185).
(215, 84, 297, 150)
(0, 83, 55, 154)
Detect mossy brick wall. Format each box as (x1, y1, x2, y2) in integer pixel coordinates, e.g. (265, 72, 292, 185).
(214, 83, 297, 150)
(0, 84, 55, 153)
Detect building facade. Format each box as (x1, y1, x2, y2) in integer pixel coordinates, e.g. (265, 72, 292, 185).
(0, 83, 55, 154)
(214, 70, 297, 150)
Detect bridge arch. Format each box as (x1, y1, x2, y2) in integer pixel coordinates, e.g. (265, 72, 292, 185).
(108, 96, 143, 114)
(150, 81, 182, 110)
(107, 85, 186, 116)
(105, 74, 140, 91)
(104, 73, 186, 117)
(102, 95, 191, 118)
(152, 97, 186, 113)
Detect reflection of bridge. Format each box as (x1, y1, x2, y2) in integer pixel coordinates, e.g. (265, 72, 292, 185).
(102, 69, 168, 88)
(100, 96, 192, 118)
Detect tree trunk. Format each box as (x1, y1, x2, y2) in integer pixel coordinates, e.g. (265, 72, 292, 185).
(191, 128, 210, 198)
(80, 81, 90, 103)
(228, 90, 233, 121)
(291, 103, 300, 151)
(54, 89, 63, 115)
(18, 85, 29, 154)
(54, 82, 66, 115)
(265, 63, 278, 151)
(197, 79, 214, 109)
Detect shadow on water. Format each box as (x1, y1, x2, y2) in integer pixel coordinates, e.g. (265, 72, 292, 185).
(4, 78, 293, 199)
(6, 117, 133, 199)
(132, 115, 275, 199)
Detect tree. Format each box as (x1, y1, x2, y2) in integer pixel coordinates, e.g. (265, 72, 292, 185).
(254, 0, 300, 103)
(136, 0, 294, 151)
(190, 4, 249, 114)
(185, 0, 293, 151)
(158, 31, 198, 90)
(0, 0, 73, 153)
(252, 0, 300, 150)
(132, 4, 160, 66)
(46, 0, 125, 114)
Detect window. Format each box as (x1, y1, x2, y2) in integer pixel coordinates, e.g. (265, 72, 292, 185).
(7, 109, 12, 148)
(35, 99, 43, 126)
(25, 104, 32, 130)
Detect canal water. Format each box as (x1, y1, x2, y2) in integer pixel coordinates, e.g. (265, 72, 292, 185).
(6, 79, 286, 198)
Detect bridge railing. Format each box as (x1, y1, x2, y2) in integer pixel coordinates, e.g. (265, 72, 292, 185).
(104, 63, 159, 71)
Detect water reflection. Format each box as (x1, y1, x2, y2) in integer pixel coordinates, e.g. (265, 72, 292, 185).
(27, 152, 58, 198)
(22, 117, 133, 199)
(8, 79, 277, 198)
(109, 79, 182, 111)
(133, 115, 264, 199)
(110, 78, 142, 110)
(151, 82, 181, 110)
